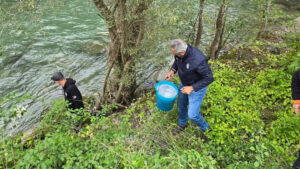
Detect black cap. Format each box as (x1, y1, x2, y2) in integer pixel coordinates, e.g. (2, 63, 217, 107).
(51, 72, 64, 81)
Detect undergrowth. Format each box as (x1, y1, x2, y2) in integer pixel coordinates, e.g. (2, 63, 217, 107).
(0, 39, 300, 168)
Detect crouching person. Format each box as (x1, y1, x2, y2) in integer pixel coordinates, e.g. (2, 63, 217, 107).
(51, 72, 84, 110)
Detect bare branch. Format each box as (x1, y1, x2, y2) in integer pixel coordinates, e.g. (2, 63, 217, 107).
(134, 68, 160, 93)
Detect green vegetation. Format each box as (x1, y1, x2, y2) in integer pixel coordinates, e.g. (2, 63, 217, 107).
(1, 37, 299, 168)
(1, 0, 299, 168)
(0, 93, 32, 131)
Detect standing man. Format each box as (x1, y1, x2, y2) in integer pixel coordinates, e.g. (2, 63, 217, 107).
(291, 69, 300, 169)
(51, 72, 84, 110)
(165, 39, 214, 140)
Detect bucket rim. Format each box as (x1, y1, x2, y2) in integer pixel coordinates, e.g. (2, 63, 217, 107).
(155, 81, 178, 100)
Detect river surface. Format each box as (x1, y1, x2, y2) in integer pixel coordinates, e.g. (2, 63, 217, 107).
(0, 0, 108, 135)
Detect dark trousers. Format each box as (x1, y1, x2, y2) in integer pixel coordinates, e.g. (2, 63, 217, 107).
(293, 150, 300, 169)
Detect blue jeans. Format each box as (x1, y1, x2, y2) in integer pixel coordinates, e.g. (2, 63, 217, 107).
(178, 83, 209, 132)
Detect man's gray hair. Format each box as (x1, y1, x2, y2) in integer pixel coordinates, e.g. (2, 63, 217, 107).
(170, 39, 188, 54)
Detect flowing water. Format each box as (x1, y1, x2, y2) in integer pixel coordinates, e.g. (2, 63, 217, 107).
(0, 0, 108, 135)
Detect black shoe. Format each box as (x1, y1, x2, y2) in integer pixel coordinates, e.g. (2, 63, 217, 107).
(198, 131, 210, 143)
(172, 125, 187, 135)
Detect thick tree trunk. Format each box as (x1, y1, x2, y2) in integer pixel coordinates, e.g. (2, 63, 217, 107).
(209, 0, 226, 60)
(93, 0, 152, 105)
(194, 0, 205, 49)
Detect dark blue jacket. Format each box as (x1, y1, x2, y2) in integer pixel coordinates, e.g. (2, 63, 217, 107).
(171, 45, 214, 92)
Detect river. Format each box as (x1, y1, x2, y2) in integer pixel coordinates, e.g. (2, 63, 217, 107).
(0, 0, 108, 135)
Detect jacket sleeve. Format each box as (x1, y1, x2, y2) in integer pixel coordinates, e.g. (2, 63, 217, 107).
(171, 57, 178, 73)
(191, 60, 214, 92)
(292, 69, 300, 102)
(66, 85, 84, 109)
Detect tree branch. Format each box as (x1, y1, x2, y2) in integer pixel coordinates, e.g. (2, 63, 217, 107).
(134, 68, 160, 93)
(93, 0, 115, 27)
(115, 59, 133, 103)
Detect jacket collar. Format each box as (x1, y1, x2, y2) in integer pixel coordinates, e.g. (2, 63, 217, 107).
(63, 78, 76, 90)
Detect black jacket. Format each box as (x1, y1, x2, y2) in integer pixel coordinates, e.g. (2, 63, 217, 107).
(63, 78, 84, 109)
(171, 45, 214, 91)
(292, 69, 300, 100)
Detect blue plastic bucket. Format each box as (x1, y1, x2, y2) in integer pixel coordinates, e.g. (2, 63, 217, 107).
(155, 81, 178, 111)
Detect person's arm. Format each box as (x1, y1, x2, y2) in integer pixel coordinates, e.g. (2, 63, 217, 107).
(165, 58, 177, 80)
(171, 59, 178, 73)
(191, 60, 214, 92)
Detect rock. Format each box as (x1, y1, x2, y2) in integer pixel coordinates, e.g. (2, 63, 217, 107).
(83, 40, 107, 55)
(275, 0, 300, 12)
(96, 31, 109, 35)
(154, 68, 170, 82)
(21, 128, 35, 144)
(263, 44, 280, 55)
(259, 30, 282, 42)
(0, 51, 24, 68)
(5, 52, 24, 64)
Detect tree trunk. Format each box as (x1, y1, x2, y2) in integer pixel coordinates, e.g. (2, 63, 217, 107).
(215, 3, 229, 57)
(209, 0, 226, 60)
(194, 0, 205, 49)
(256, 0, 272, 40)
(93, 0, 152, 105)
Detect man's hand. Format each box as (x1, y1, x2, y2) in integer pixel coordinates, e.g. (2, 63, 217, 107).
(293, 103, 300, 115)
(181, 86, 193, 95)
(165, 70, 175, 81)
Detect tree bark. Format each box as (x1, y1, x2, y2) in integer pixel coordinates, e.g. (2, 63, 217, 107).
(256, 0, 272, 40)
(93, 0, 153, 105)
(215, 3, 229, 57)
(209, 0, 226, 60)
(194, 0, 205, 49)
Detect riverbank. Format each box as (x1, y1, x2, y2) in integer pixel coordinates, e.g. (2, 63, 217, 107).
(1, 0, 299, 137)
(1, 29, 299, 168)
(0, 0, 108, 135)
